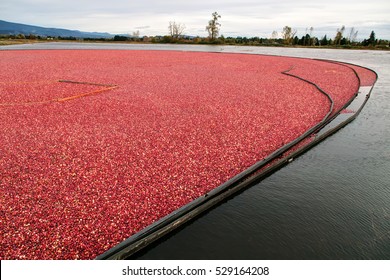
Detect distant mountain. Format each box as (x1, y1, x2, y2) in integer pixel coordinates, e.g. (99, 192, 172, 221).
(0, 20, 114, 38)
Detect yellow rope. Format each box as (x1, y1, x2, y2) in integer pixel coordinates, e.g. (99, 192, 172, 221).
(57, 86, 118, 102)
(0, 80, 59, 85)
(0, 80, 118, 106)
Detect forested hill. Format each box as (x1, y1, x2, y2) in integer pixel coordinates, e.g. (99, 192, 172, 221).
(0, 20, 113, 38)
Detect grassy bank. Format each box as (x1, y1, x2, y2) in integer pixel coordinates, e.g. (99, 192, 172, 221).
(0, 38, 41, 46)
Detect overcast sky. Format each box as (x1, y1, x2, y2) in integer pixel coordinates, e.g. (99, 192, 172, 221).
(1, 0, 389, 39)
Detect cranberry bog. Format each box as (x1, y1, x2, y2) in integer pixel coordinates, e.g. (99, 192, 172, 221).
(0, 50, 377, 259)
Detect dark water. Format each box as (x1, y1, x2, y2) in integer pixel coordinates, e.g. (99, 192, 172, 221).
(2, 43, 389, 259)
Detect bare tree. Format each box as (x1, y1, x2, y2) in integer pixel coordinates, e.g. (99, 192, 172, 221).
(132, 30, 140, 38)
(334, 25, 345, 45)
(206, 12, 221, 40)
(168, 21, 186, 38)
(348, 27, 358, 44)
(270, 30, 278, 43)
(282, 26, 297, 45)
(351, 30, 358, 43)
(348, 27, 355, 42)
(309, 26, 314, 45)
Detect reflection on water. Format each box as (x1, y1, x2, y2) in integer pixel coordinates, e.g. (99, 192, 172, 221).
(2, 43, 389, 259)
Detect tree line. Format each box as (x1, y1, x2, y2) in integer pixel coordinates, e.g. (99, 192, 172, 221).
(2, 12, 388, 49)
(121, 12, 388, 49)
(278, 25, 385, 48)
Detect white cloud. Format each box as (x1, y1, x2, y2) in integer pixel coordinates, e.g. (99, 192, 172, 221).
(1, 0, 389, 39)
